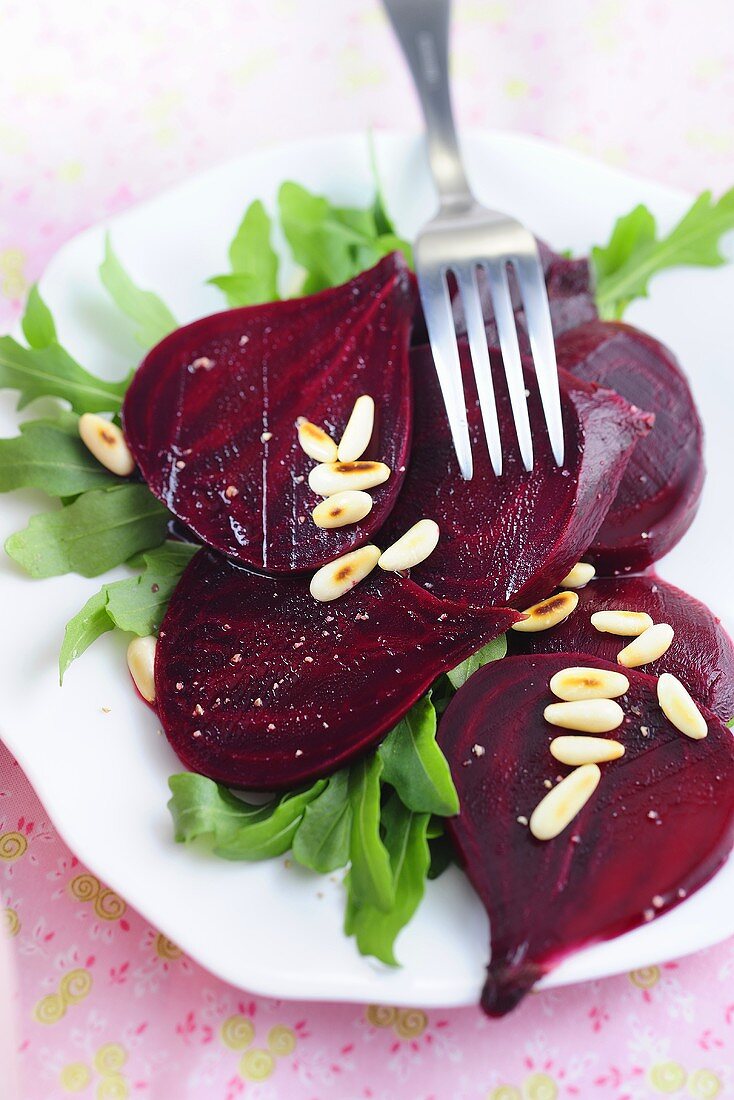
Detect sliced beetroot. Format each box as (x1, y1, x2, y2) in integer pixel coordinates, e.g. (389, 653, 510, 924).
(122, 253, 416, 574)
(556, 320, 705, 573)
(155, 548, 519, 790)
(508, 574, 734, 721)
(438, 653, 734, 1016)
(382, 342, 651, 609)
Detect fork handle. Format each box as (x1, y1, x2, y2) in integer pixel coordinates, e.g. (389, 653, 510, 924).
(383, 0, 473, 211)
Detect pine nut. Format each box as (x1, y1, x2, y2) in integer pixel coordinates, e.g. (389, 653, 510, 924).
(378, 519, 439, 573)
(559, 562, 596, 589)
(529, 764, 601, 840)
(312, 490, 373, 529)
(79, 413, 135, 476)
(337, 395, 375, 463)
(309, 545, 380, 602)
(511, 591, 579, 633)
(591, 610, 654, 636)
(617, 623, 674, 668)
(296, 418, 338, 463)
(657, 673, 707, 740)
(549, 666, 629, 701)
(544, 699, 624, 732)
(127, 636, 157, 703)
(550, 735, 625, 765)
(308, 461, 390, 496)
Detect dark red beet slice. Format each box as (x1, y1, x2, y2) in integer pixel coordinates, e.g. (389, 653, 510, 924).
(155, 548, 519, 790)
(438, 653, 734, 1016)
(382, 344, 651, 609)
(556, 321, 705, 573)
(122, 253, 416, 574)
(508, 574, 734, 721)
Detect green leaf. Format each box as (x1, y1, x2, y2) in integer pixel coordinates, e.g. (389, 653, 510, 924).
(0, 416, 117, 495)
(378, 695, 458, 816)
(0, 335, 130, 414)
(593, 189, 734, 319)
(21, 284, 57, 349)
(59, 540, 198, 680)
(292, 769, 352, 872)
(168, 773, 327, 861)
(6, 483, 169, 579)
(346, 795, 430, 966)
(279, 181, 357, 292)
(347, 755, 394, 912)
(100, 236, 177, 348)
(208, 200, 279, 307)
(447, 633, 507, 691)
(427, 832, 455, 881)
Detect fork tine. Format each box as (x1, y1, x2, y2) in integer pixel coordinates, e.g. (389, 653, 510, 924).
(455, 265, 503, 476)
(513, 253, 565, 467)
(416, 267, 474, 480)
(484, 259, 534, 472)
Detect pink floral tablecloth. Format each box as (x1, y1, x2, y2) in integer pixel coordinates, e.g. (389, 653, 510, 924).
(2, 1, 734, 1096)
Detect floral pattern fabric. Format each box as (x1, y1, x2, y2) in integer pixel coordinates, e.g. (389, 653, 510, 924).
(1, 0, 734, 1095)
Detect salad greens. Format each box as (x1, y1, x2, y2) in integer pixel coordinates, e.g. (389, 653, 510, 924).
(2, 165, 734, 967)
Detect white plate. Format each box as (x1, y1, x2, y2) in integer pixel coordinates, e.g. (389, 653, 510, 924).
(1, 131, 733, 1008)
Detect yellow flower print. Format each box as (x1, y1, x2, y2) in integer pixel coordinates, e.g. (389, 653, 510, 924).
(489, 1087, 522, 1100)
(524, 1073, 558, 1100)
(394, 1008, 428, 1039)
(630, 965, 661, 989)
(688, 1069, 722, 1099)
(69, 873, 101, 903)
(0, 249, 24, 275)
(93, 888, 126, 921)
(34, 992, 66, 1025)
(267, 1025, 296, 1057)
(60, 968, 93, 1006)
(155, 934, 182, 960)
(365, 1004, 396, 1028)
(649, 1062, 688, 1093)
(94, 1044, 127, 1075)
(240, 1048, 275, 1082)
(3, 907, 20, 936)
(96, 1076, 128, 1100)
(0, 831, 27, 861)
(220, 1014, 255, 1051)
(59, 1062, 92, 1091)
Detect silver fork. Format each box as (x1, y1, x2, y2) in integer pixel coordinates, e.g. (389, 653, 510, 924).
(383, 0, 564, 479)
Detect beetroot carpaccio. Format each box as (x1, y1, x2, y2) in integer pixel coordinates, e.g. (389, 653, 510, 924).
(122, 253, 416, 573)
(556, 320, 705, 573)
(155, 548, 520, 789)
(438, 653, 734, 1016)
(509, 574, 734, 721)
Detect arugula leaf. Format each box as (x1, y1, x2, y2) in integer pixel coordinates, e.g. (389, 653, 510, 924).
(100, 236, 177, 348)
(208, 200, 280, 307)
(21, 284, 57, 349)
(593, 189, 734, 319)
(378, 695, 458, 816)
(0, 335, 130, 414)
(59, 541, 198, 679)
(447, 633, 507, 691)
(6, 483, 169, 579)
(345, 795, 430, 965)
(427, 832, 455, 881)
(346, 755, 394, 912)
(292, 769, 351, 873)
(0, 415, 116, 495)
(168, 773, 327, 860)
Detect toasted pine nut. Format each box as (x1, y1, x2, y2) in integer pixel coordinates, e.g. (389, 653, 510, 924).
(79, 413, 135, 476)
(549, 666, 629, 701)
(378, 519, 439, 573)
(309, 545, 380, 602)
(308, 460, 390, 496)
(657, 673, 707, 739)
(511, 591, 579, 633)
(544, 698, 624, 733)
(312, 490, 373, 529)
(617, 623, 674, 668)
(591, 610, 654, 636)
(559, 562, 596, 589)
(550, 735, 625, 765)
(337, 395, 375, 463)
(529, 764, 601, 840)
(296, 419, 338, 463)
(127, 636, 157, 703)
